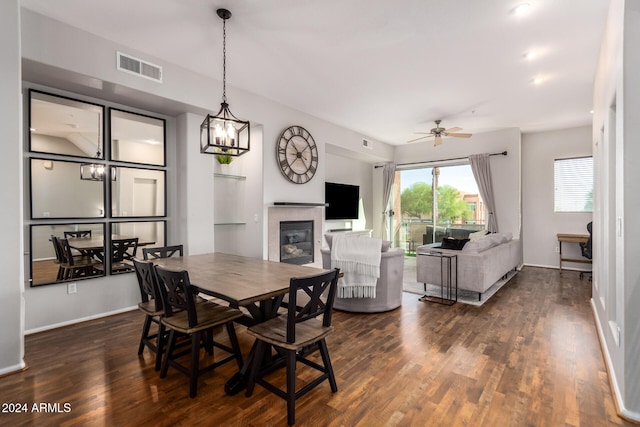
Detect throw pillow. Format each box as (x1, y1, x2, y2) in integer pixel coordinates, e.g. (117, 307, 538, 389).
(440, 237, 470, 250)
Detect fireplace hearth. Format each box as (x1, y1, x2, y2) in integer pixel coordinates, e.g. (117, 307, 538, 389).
(280, 220, 313, 265)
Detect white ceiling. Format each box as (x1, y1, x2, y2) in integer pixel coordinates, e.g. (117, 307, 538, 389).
(19, 0, 608, 145)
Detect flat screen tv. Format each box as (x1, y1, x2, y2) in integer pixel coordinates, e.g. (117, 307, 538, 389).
(325, 182, 359, 220)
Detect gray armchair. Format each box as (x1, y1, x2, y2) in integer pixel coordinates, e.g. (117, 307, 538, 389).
(321, 246, 404, 313)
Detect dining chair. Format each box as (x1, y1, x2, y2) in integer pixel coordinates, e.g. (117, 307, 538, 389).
(245, 269, 340, 426)
(50, 236, 67, 280)
(132, 258, 166, 371)
(154, 265, 244, 398)
(143, 244, 183, 260)
(58, 238, 100, 279)
(110, 237, 139, 273)
(63, 230, 92, 238)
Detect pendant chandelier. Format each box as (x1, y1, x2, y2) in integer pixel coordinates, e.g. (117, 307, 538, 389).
(200, 8, 250, 157)
(80, 112, 113, 181)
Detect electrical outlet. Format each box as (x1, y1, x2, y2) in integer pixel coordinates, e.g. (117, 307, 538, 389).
(555, 246, 560, 253)
(67, 282, 77, 294)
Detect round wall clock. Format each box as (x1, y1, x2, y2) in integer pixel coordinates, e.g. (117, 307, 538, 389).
(276, 125, 318, 184)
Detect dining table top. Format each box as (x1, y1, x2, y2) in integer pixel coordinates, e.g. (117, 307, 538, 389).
(151, 252, 328, 308)
(67, 235, 155, 251)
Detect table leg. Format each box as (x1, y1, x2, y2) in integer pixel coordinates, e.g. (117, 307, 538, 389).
(224, 295, 284, 396)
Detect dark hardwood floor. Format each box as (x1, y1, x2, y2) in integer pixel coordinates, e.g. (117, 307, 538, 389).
(1, 266, 634, 426)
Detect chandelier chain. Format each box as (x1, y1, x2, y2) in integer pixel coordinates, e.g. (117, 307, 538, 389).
(222, 16, 227, 103)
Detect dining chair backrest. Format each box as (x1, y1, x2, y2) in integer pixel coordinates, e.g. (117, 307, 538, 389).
(112, 238, 139, 262)
(64, 230, 92, 238)
(154, 266, 199, 328)
(143, 244, 184, 260)
(285, 268, 340, 344)
(133, 258, 163, 312)
(58, 238, 77, 266)
(51, 235, 65, 264)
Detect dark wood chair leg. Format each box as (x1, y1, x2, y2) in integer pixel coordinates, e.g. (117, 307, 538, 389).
(318, 339, 337, 392)
(286, 350, 296, 426)
(138, 315, 152, 355)
(190, 333, 200, 398)
(245, 340, 266, 397)
(226, 322, 244, 369)
(155, 322, 165, 371)
(160, 330, 175, 379)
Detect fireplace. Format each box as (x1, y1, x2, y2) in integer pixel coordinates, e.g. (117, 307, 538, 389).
(280, 220, 314, 265)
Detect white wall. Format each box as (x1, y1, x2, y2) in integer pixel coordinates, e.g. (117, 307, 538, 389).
(18, 9, 394, 333)
(522, 126, 592, 268)
(323, 151, 374, 233)
(591, 0, 640, 421)
(393, 127, 522, 239)
(0, 0, 25, 375)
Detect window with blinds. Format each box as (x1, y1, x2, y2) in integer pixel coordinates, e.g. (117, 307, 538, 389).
(554, 156, 593, 212)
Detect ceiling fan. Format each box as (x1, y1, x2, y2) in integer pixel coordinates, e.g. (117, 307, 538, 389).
(408, 119, 473, 146)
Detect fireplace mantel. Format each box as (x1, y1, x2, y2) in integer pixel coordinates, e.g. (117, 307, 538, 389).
(273, 202, 327, 207)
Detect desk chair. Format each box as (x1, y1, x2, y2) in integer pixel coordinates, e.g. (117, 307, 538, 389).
(132, 258, 166, 371)
(143, 244, 183, 260)
(245, 269, 340, 426)
(580, 222, 593, 280)
(154, 265, 244, 398)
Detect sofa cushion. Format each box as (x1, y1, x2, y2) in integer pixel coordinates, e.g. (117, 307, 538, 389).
(441, 237, 469, 250)
(469, 230, 489, 241)
(461, 237, 495, 253)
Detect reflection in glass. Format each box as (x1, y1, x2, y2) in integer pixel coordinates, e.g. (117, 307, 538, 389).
(111, 167, 166, 217)
(110, 109, 165, 166)
(30, 223, 105, 286)
(31, 158, 105, 219)
(29, 90, 104, 158)
(110, 221, 166, 274)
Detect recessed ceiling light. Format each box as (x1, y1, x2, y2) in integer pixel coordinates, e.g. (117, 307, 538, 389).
(523, 51, 538, 60)
(590, 110, 594, 114)
(531, 76, 544, 85)
(512, 3, 531, 16)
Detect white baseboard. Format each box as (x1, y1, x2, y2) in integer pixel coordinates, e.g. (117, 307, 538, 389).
(590, 299, 640, 423)
(0, 361, 27, 377)
(522, 263, 591, 272)
(25, 305, 138, 335)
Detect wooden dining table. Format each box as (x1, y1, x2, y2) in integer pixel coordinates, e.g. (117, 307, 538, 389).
(152, 252, 329, 395)
(68, 235, 155, 260)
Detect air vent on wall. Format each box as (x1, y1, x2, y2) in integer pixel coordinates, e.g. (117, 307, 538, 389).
(362, 138, 372, 149)
(116, 51, 163, 83)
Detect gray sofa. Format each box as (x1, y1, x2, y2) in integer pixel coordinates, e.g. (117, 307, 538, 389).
(321, 246, 405, 313)
(416, 233, 522, 299)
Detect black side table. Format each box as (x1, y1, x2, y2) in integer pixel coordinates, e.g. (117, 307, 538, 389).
(418, 251, 457, 305)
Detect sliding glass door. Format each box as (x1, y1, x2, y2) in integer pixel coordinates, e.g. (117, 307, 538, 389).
(391, 163, 485, 252)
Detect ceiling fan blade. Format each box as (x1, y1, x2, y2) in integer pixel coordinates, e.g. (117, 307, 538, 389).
(434, 135, 443, 145)
(407, 134, 434, 143)
(444, 127, 462, 133)
(413, 132, 433, 135)
(446, 133, 473, 138)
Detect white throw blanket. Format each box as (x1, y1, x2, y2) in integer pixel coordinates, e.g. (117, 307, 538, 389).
(330, 235, 381, 298)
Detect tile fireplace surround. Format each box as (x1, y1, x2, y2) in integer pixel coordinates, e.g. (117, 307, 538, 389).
(268, 205, 323, 267)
